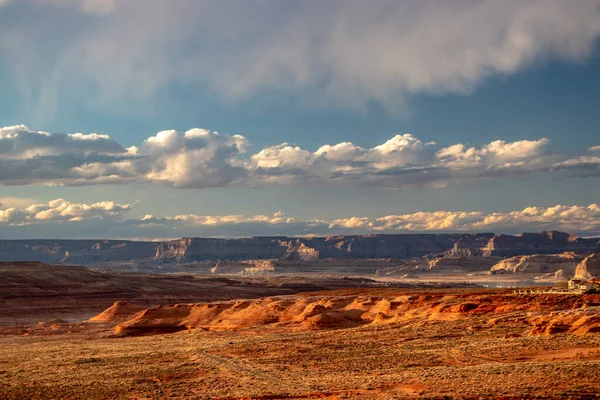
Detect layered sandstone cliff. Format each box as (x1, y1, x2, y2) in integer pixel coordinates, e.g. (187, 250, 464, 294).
(446, 234, 495, 257)
(480, 231, 598, 257)
(490, 252, 585, 274)
(0, 239, 156, 264)
(447, 231, 599, 258)
(210, 260, 277, 275)
(428, 256, 503, 271)
(1, 231, 598, 266)
(574, 253, 600, 280)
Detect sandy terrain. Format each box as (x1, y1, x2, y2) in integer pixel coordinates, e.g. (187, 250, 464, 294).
(1, 287, 600, 399)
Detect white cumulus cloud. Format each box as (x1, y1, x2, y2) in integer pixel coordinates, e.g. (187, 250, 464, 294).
(136, 128, 249, 188)
(1, 199, 600, 238)
(0, 198, 134, 226)
(1, 124, 597, 189)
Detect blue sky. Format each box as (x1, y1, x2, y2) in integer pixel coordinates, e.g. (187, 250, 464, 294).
(1, 0, 600, 238)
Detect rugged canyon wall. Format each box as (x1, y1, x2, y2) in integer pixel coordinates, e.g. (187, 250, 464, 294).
(0, 231, 599, 265)
(480, 231, 599, 257)
(0, 239, 157, 264)
(446, 234, 496, 257)
(490, 252, 586, 274)
(428, 256, 503, 272)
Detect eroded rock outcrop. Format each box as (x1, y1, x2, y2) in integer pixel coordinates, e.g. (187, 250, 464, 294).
(428, 256, 503, 272)
(210, 260, 277, 275)
(447, 234, 495, 257)
(103, 295, 474, 335)
(89, 301, 144, 323)
(574, 253, 600, 280)
(490, 252, 585, 274)
(529, 307, 600, 335)
(284, 242, 320, 261)
(93, 292, 600, 337)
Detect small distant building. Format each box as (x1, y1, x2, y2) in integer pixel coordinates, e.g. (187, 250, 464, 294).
(568, 279, 585, 290)
(567, 279, 600, 293)
(582, 279, 600, 292)
(519, 278, 600, 295)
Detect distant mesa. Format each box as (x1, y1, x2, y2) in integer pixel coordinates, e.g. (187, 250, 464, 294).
(0, 231, 598, 267)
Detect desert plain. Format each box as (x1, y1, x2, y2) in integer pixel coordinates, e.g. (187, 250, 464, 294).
(2, 261, 600, 399)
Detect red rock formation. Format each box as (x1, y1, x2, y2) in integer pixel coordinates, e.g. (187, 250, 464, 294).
(89, 301, 144, 323)
(95, 292, 600, 337)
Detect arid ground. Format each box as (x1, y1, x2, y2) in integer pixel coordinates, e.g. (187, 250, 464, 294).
(2, 284, 600, 399)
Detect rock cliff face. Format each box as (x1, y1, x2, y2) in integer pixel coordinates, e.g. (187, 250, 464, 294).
(447, 234, 496, 257)
(0, 239, 156, 264)
(1, 231, 599, 265)
(444, 231, 599, 258)
(154, 237, 296, 261)
(210, 260, 277, 275)
(428, 256, 503, 272)
(314, 234, 462, 259)
(480, 231, 598, 257)
(490, 252, 585, 274)
(574, 253, 600, 280)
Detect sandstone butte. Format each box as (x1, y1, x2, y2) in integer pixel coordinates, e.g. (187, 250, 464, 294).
(489, 252, 585, 274)
(574, 253, 600, 280)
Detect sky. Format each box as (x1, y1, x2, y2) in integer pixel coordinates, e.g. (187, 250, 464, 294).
(1, 0, 600, 239)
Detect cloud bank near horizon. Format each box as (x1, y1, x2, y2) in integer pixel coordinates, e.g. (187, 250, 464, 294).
(1, 198, 599, 239)
(1, 0, 600, 121)
(1, 125, 598, 189)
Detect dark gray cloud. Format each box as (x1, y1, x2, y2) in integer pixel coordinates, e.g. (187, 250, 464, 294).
(1, 1, 600, 122)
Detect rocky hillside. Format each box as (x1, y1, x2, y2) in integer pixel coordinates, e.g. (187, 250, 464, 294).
(489, 252, 586, 274)
(0, 231, 598, 265)
(90, 291, 600, 337)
